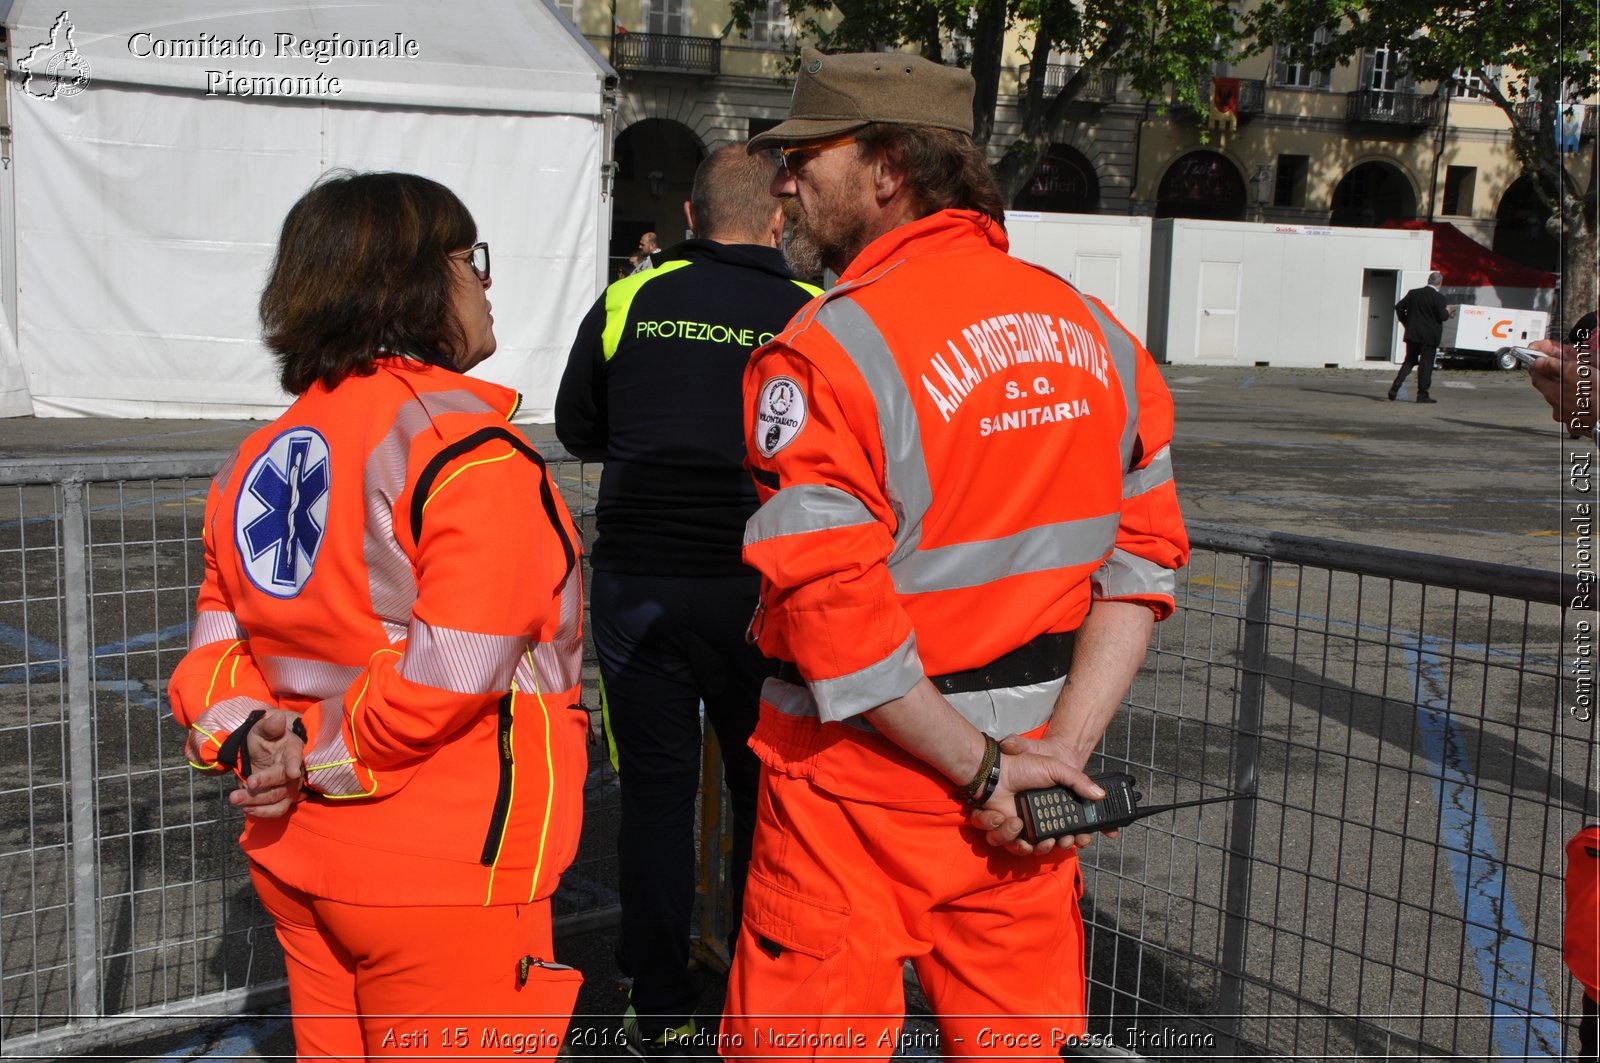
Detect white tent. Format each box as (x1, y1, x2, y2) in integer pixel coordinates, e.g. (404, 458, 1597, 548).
(2, 0, 614, 419)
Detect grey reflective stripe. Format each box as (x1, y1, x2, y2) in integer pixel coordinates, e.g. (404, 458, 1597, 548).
(517, 565, 584, 695)
(947, 677, 1065, 737)
(212, 452, 239, 494)
(891, 513, 1120, 594)
(365, 388, 505, 631)
(303, 694, 367, 797)
(805, 633, 922, 723)
(1078, 298, 1141, 469)
(811, 299, 930, 563)
(191, 610, 244, 650)
(1092, 547, 1177, 602)
(760, 676, 873, 732)
(745, 483, 876, 548)
(399, 618, 525, 694)
(260, 656, 362, 701)
(1125, 446, 1173, 499)
(186, 695, 275, 766)
(761, 674, 1062, 737)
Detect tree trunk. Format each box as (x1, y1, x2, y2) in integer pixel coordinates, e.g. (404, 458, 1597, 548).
(1562, 222, 1597, 334)
(968, 0, 1007, 146)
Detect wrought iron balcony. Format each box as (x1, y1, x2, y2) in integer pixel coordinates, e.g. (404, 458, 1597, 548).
(1174, 77, 1267, 121)
(1344, 89, 1439, 129)
(1016, 63, 1119, 102)
(612, 32, 720, 76)
(1514, 100, 1597, 139)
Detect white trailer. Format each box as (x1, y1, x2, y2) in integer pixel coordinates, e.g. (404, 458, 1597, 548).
(1440, 306, 1552, 370)
(1150, 219, 1434, 368)
(1003, 212, 1153, 345)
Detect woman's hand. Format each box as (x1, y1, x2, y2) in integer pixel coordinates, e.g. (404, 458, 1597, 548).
(227, 710, 307, 819)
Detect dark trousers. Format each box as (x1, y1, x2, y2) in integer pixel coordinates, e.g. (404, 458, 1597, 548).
(590, 569, 769, 1037)
(1580, 991, 1598, 1062)
(1390, 340, 1436, 398)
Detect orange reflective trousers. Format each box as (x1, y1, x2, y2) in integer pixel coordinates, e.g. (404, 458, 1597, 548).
(253, 866, 581, 1061)
(720, 768, 1086, 1061)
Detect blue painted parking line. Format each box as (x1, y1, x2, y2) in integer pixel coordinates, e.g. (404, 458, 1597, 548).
(98, 621, 193, 656)
(1407, 636, 1561, 1060)
(0, 619, 186, 711)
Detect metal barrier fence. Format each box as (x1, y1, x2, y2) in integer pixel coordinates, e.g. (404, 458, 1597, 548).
(0, 458, 1590, 1059)
(1082, 521, 1590, 1061)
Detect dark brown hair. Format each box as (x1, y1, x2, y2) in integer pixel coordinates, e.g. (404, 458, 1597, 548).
(855, 125, 1007, 231)
(260, 170, 476, 395)
(690, 145, 781, 241)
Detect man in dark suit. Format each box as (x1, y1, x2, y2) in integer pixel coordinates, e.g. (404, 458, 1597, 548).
(1389, 271, 1456, 404)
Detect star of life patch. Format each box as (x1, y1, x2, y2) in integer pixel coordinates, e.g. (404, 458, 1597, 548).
(235, 426, 332, 599)
(755, 376, 807, 457)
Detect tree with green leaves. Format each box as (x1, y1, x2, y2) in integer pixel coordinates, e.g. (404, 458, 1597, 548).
(1247, 0, 1598, 327)
(729, 0, 1239, 202)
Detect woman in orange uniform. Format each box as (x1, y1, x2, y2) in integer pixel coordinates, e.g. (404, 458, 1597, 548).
(167, 171, 588, 1061)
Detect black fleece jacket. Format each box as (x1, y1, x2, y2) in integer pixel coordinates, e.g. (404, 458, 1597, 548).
(555, 239, 819, 576)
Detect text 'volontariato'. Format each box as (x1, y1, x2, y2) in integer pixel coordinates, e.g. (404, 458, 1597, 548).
(921, 310, 1111, 422)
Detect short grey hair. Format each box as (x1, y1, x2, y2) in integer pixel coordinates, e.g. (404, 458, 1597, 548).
(1428, 270, 1444, 286)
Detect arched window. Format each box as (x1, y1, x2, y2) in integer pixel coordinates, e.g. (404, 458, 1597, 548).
(1329, 162, 1416, 227)
(1156, 151, 1246, 220)
(1012, 147, 1101, 214)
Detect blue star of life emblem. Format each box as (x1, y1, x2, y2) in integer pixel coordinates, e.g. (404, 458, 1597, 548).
(234, 428, 332, 598)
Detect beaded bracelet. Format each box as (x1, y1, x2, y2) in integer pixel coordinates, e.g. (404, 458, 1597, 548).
(960, 734, 1002, 807)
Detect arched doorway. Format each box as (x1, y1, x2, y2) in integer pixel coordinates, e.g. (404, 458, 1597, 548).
(1493, 176, 1560, 272)
(613, 119, 705, 278)
(1155, 151, 1246, 220)
(1013, 146, 1101, 214)
(1329, 162, 1416, 227)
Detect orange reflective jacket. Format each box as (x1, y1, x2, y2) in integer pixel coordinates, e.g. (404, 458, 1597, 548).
(169, 357, 587, 907)
(1568, 825, 1600, 997)
(741, 211, 1187, 793)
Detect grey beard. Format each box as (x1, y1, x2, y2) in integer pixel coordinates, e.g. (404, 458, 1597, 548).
(782, 227, 825, 281)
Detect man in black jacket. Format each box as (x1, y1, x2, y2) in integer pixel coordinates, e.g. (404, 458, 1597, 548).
(1389, 271, 1457, 404)
(555, 144, 820, 1056)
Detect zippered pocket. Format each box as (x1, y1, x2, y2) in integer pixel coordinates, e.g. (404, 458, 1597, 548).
(480, 693, 515, 865)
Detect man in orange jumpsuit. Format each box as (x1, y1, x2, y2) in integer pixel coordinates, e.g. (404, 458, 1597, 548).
(719, 49, 1189, 1058)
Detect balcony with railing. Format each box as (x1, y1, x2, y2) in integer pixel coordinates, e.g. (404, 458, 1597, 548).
(1514, 100, 1597, 139)
(1015, 63, 1120, 102)
(1344, 89, 1439, 129)
(1173, 77, 1267, 123)
(612, 32, 721, 76)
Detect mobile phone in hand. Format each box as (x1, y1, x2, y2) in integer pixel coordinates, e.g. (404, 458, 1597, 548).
(1497, 345, 1544, 369)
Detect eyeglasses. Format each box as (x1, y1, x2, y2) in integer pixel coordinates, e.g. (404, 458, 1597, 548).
(449, 241, 491, 282)
(779, 133, 860, 173)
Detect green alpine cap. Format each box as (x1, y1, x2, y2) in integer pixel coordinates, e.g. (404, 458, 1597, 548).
(747, 47, 975, 153)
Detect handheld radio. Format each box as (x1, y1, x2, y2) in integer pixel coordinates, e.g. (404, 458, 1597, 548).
(1015, 772, 1253, 844)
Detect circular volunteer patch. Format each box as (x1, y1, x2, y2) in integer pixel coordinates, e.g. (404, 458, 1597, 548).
(234, 426, 332, 599)
(755, 376, 807, 457)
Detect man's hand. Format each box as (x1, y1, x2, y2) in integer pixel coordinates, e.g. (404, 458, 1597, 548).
(1529, 339, 1595, 435)
(967, 736, 1111, 857)
(227, 709, 306, 818)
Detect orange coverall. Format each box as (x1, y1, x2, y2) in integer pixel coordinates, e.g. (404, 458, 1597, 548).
(168, 357, 588, 1061)
(721, 210, 1188, 1058)
(1568, 825, 1600, 1057)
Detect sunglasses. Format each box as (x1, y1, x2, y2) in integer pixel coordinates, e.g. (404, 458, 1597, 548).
(448, 241, 491, 282)
(779, 133, 860, 173)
